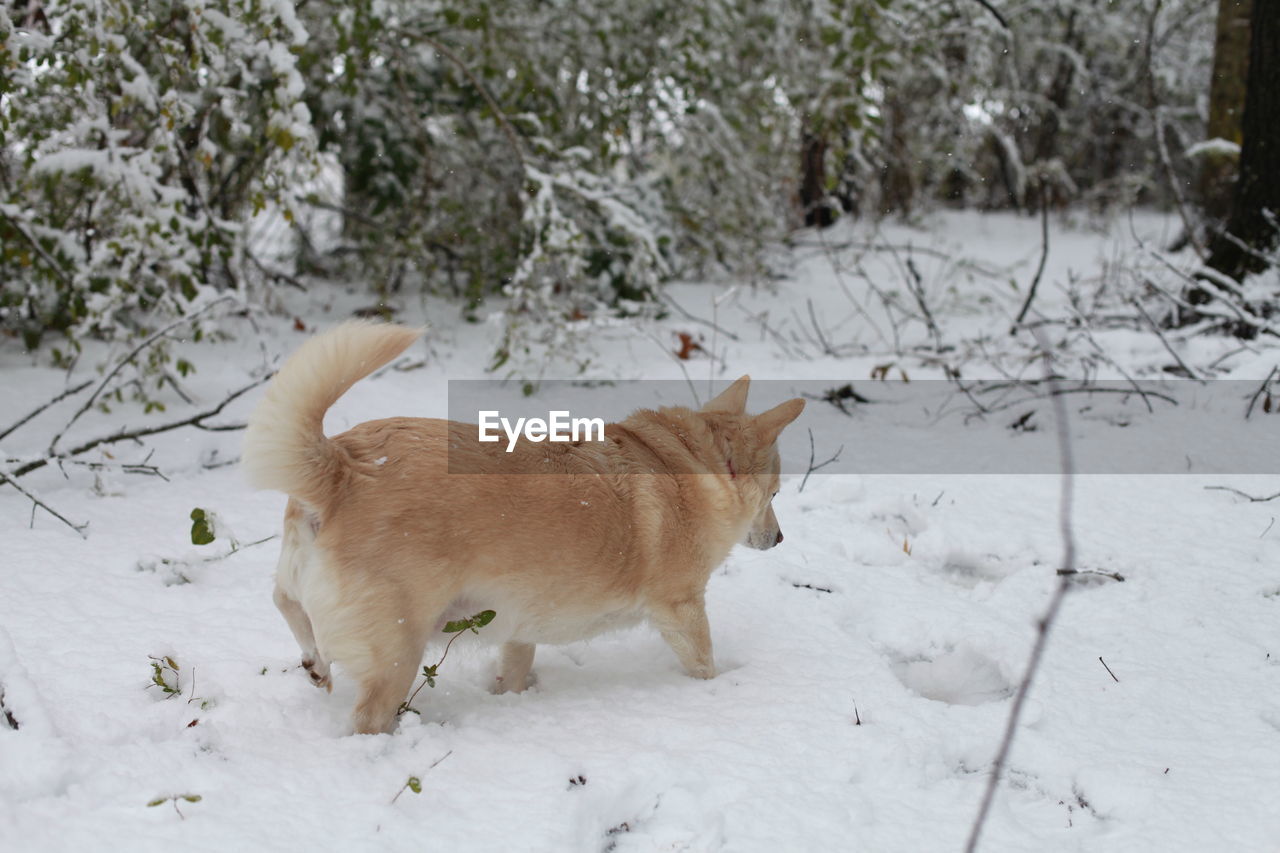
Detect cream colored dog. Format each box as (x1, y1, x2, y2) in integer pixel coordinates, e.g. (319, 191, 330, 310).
(243, 322, 804, 734)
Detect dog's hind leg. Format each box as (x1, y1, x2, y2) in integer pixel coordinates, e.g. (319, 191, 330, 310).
(273, 584, 331, 691)
(492, 642, 536, 694)
(650, 595, 716, 680)
(346, 622, 430, 735)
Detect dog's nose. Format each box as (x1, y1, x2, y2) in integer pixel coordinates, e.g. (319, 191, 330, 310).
(775, 530, 784, 546)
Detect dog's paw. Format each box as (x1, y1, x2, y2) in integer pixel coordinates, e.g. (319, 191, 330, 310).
(302, 658, 332, 692)
(491, 670, 537, 695)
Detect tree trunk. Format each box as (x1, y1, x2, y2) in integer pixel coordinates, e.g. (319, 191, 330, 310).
(1205, 0, 1279, 281)
(1196, 0, 1252, 224)
(800, 131, 835, 228)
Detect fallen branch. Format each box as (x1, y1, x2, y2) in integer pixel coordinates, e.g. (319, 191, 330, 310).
(1098, 656, 1119, 683)
(0, 472, 88, 538)
(1203, 485, 1280, 503)
(0, 379, 93, 443)
(1130, 297, 1206, 382)
(6, 374, 270, 480)
(46, 295, 237, 456)
(1056, 567, 1125, 583)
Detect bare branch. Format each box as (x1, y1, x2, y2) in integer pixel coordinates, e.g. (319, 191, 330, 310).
(0, 472, 88, 538)
(0, 379, 93, 443)
(970, 0, 1010, 30)
(1204, 485, 1280, 503)
(658, 290, 739, 342)
(965, 330, 1076, 853)
(1245, 366, 1278, 420)
(416, 32, 524, 175)
(47, 295, 237, 455)
(6, 373, 270, 480)
(1129, 297, 1206, 382)
(1012, 183, 1051, 330)
(1099, 656, 1119, 682)
(798, 428, 843, 493)
(1056, 567, 1125, 583)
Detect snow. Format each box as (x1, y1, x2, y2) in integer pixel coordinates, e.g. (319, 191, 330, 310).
(2, 211, 1279, 851)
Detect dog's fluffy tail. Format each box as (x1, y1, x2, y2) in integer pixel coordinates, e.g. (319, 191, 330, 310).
(242, 321, 422, 507)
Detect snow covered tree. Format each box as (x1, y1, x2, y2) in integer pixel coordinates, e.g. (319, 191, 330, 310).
(0, 0, 315, 360)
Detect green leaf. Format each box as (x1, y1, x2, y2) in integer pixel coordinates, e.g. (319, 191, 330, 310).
(190, 508, 215, 545)
(147, 798, 167, 807)
(473, 609, 496, 628)
(407, 777, 421, 793)
(181, 794, 202, 803)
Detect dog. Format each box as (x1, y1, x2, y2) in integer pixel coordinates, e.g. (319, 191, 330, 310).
(242, 321, 804, 734)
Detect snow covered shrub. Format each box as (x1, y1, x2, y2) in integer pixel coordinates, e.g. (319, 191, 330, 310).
(856, 0, 1214, 216)
(292, 0, 890, 367)
(0, 0, 315, 360)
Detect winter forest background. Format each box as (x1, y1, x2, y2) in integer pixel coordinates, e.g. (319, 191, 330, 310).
(2, 2, 1280, 852)
(2, 0, 1276, 374)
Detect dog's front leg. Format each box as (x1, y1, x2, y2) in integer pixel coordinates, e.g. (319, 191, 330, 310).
(492, 642, 537, 694)
(651, 596, 716, 680)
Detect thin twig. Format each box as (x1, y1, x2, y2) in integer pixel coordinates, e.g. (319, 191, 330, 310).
(1056, 568, 1125, 583)
(196, 534, 279, 565)
(417, 32, 524, 174)
(47, 295, 236, 455)
(970, 0, 1010, 30)
(1204, 485, 1280, 503)
(1012, 185, 1051, 330)
(805, 298, 839, 356)
(0, 687, 19, 730)
(1245, 366, 1278, 420)
(659, 290, 739, 342)
(798, 428, 843, 493)
(0, 379, 93, 442)
(0, 473, 88, 537)
(642, 330, 701, 408)
(1129, 298, 1206, 382)
(399, 627, 474, 715)
(0, 205, 74, 289)
(6, 374, 270, 480)
(1098, 656, 1119, 683)
(965, 330, 1076, 853)
(391, 750, 454, 804)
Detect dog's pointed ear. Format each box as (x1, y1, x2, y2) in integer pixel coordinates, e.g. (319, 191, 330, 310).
(702, 375, 750, 414)
(754, 398, 805, 445)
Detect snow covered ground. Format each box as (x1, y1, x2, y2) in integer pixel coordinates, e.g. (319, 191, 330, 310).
(2, 211, 1278, 851)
